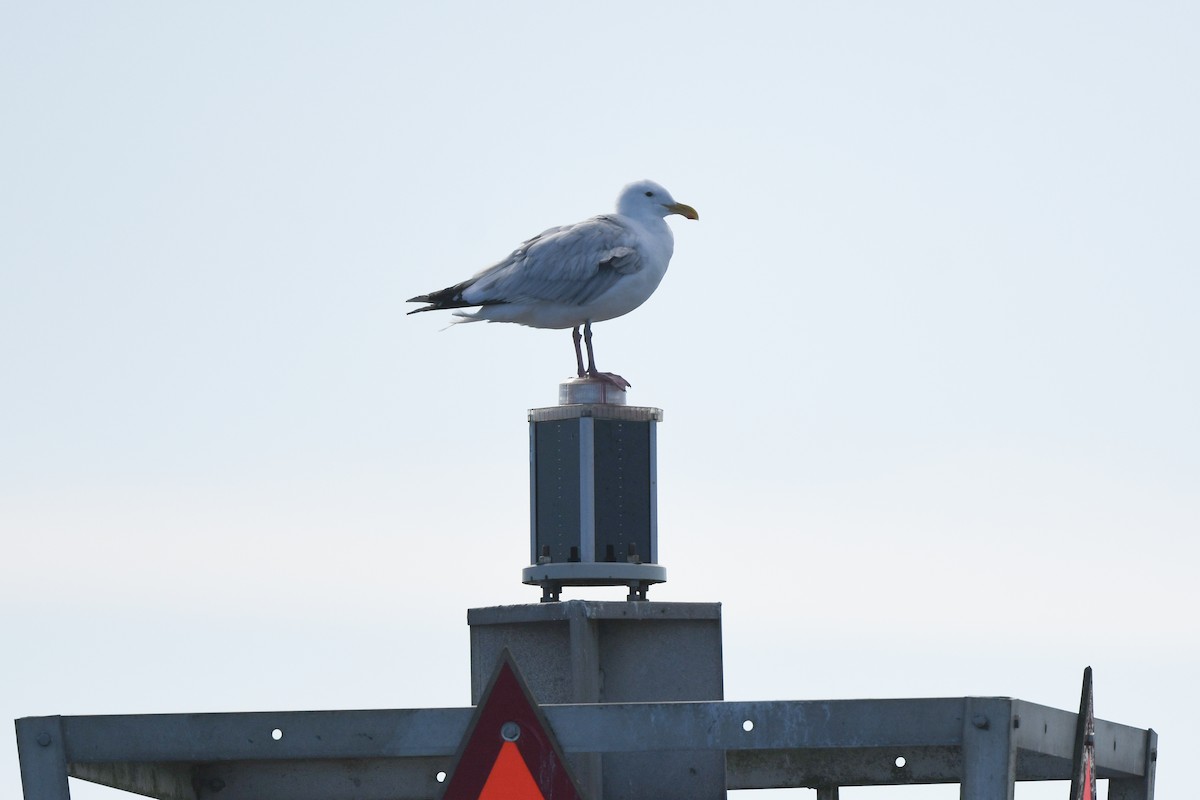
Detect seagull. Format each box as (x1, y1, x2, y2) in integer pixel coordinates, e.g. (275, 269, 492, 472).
(407, 179, 698, 388)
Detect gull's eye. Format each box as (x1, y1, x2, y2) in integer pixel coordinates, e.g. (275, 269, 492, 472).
(644, 190, 654, 197)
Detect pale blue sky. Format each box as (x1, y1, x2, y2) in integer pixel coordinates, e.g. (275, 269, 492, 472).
(2, 3, 1197, 798)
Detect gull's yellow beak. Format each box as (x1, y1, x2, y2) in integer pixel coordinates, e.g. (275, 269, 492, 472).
(666, 202, 699, 220)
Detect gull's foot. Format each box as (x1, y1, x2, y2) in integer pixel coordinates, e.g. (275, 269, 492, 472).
(588, 370, 631, 390)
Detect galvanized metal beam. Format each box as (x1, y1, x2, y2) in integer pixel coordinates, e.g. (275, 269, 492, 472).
(190, 758, 450, 800)
(17, 697, 1155, 800)
(547, 698, 966, 752)
(67, 762, 196, 800)
(726, 745, 961, 789)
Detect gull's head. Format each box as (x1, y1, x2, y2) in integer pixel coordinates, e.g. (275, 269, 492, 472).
(616, 179, 699, 221)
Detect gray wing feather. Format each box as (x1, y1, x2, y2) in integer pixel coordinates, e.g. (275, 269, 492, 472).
(462, 215, 642, 307)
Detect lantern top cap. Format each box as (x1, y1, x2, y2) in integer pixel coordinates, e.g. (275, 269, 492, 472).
(558, 376, 629, 406)
(529, 404, 663, 423)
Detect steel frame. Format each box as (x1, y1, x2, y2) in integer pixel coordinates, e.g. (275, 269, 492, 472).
(17, 696, 1155, 799)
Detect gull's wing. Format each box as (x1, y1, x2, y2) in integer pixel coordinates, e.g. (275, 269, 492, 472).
(462, 215, 642, 308)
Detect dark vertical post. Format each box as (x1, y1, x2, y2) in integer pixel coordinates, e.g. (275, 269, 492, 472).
(15, 716, 71, 800)
(960, 698, 1016, 800)
(1108, 728, 1157, 800)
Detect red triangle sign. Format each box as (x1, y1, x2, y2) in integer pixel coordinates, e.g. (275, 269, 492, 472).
(441, 650, 586, 800)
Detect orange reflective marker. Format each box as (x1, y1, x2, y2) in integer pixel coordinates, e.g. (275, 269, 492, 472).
(441, 649, 586, 799)
(478, 741, 544, 800)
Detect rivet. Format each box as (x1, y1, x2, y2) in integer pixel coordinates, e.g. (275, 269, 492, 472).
(500, 721, 521, 742)
(972, 714, 990, 730)
(36, 733, 52, 747)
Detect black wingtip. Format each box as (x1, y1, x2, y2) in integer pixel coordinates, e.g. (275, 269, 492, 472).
(405, 282, 479, 314)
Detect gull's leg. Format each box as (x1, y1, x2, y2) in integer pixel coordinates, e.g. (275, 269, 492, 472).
(583, 321, 597, 375)
(572, 326, 586, 377)
(583, 321, 631, 390)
